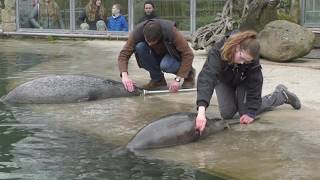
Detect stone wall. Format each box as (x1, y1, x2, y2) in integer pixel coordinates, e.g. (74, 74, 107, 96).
(0, 0, 3, 28)
(1, 0, 16, 32)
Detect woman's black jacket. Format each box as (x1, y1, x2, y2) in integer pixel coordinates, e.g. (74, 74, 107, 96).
(196, 41, 263, 118)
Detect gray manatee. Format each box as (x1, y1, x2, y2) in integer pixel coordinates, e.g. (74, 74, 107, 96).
(127, 112, 238, 150)
(0, 74, 142, 104)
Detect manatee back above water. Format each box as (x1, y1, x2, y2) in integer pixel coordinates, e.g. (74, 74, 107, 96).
(1, 74, 142, 104)
(127, 112, 228, 150)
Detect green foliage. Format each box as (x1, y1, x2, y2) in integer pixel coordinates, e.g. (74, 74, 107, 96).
(277, 0, 296, 23)
(279, 0, 291, 14)
(196, 16, 214, 28)
(277, 11, 296, 22)
(47, 36, 56, 43)
(196, 0, 226, 28)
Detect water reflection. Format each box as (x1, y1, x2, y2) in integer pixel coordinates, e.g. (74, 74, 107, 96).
(0, 103, 33, 174)
(0, 40, 226, 179)
(0, 105, 225, 180)
(0, 51, 46, 96)
(4, 52, 44, 72)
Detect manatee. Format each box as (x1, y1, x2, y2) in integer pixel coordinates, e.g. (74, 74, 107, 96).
(0, 74, 142, 104)
(127, 112, 238, 150)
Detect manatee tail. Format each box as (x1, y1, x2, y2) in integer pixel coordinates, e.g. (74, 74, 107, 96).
(111, 146, 135, 158)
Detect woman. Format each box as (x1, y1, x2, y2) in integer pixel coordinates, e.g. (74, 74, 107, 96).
(79, 0, 106, 30)
(196, 31, 301, 134)
(29, 0, 64, 29)
(107, 4, 128, 31)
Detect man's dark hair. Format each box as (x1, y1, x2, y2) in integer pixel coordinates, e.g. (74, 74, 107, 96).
(144, 1, 155, 8)
(143, 21, 162, 42)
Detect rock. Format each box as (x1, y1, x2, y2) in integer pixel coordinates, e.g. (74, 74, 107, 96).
(258, 20, 315, 62)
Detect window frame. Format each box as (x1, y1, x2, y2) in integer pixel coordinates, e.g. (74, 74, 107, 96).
(14, 0, 198, 36)
(301, 0, 320, 27)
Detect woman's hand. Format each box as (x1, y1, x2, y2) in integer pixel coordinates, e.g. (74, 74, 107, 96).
(196, 106, 207, 135)
(121, 72, 135, 92)
(240, 114, 254, 124)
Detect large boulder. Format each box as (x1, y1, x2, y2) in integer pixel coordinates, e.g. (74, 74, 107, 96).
(258, 20, 315, 62)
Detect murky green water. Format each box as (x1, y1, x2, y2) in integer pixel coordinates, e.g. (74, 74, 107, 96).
(0, 39, 226, 180)
(0, 105, 224, 180)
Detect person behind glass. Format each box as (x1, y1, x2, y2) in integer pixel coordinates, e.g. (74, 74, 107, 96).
(107, 4, 128, 31)
(195, 31, 301, 134)
(30, 0, 40, 25)
(19, 0, 39, 28)
(78, 0, 106, 30)
(32, 0, 39, 7)
(118, 19, 195, 92)
(29, 0, 64, 29)
(137, 1, 158, 24)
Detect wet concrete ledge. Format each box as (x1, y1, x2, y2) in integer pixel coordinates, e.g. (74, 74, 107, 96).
(0, 30, 193, 41)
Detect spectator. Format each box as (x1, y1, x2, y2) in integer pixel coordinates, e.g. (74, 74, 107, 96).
(78, 0, 106, 30)
(107, 4, 128, 31)
(32, 0, 39, 7)
(19, 0, 39, 28)
(29, 0, 64, 29)
(137, 1, 158, 24)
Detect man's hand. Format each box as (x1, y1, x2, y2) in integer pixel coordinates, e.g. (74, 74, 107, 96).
(121, 72, 135, 92)
(240, 114, 254, 124)
(195, 106, 207, 135)
(168, 80, 180, 92)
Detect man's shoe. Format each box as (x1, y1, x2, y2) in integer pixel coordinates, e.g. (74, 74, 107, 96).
(181, 68, 196, 89)
(275, 84, 301, 110)
(143, 77, 167, 90)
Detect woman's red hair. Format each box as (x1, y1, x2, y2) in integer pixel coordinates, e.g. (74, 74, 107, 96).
(221, 31, 260, 62)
